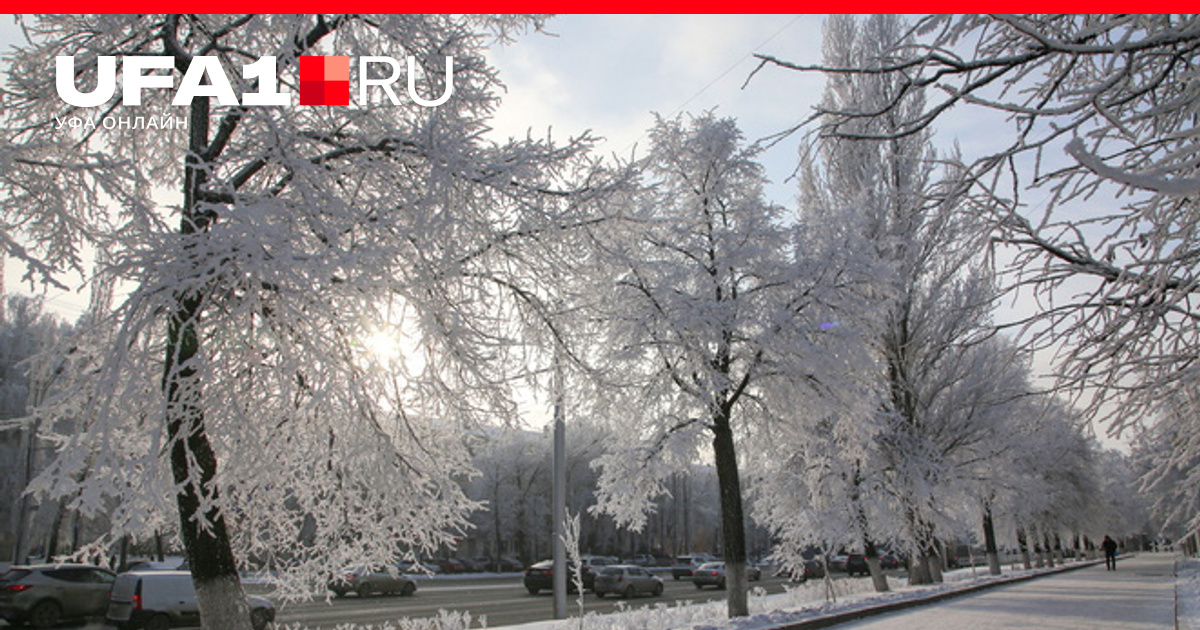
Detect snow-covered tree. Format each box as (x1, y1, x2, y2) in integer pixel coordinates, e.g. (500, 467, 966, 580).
(787, 14, 1001, 586)
(752, 15, 1200, 511)
(2, 14, 608, 629)
(0, 294, 73, 562)
(1133, 388, 1200, 540)
(590, 112, 863, 618)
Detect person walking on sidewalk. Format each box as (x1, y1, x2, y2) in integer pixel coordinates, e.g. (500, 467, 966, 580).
(1102, 535, 1118, 570)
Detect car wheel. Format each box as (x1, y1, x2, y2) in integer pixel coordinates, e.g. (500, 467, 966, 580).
(357, 583, 374, 597)
(527, 587, 540, 595)
(595, 591, 605, 599)
(401, 582, 416, 596)
(145, 613, 172, 630)
(695, 582, 704, 590)
(718, 578, 726, 590)
(624, 585, 635, 599)
(251, 608, 271, 630)
(652, 583, 663, 597)
(27, 600, 61, 629)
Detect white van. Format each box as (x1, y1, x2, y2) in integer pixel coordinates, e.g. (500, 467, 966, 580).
(106, 571, 274, 630)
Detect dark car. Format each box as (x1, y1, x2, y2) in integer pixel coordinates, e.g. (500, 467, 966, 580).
(437, 558, 467, 574)
(778, 558, 825, 582)
(845, 554, 870, 577)
(0, 563, 115, 628)
(524, 556, 615, 594)
(523, 560, 577, 595)
(671, 554, 716, 580)
(880, 553, 902, 570)
(592, 565, 664, 598)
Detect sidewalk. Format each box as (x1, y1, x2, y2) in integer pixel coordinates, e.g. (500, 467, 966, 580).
(827, 553, 1175, 630)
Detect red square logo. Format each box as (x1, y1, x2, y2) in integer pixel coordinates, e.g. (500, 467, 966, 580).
(299, 56, 349, 106)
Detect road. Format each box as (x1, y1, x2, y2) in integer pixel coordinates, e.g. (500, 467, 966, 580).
(0, 572, 843, 629)
(270, 573, 797, 629)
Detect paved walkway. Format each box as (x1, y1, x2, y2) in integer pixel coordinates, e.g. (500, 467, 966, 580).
(833, 553, 1175, 630)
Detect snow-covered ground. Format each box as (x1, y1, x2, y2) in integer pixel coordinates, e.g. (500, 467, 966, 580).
(1178, 556, 1200, 630)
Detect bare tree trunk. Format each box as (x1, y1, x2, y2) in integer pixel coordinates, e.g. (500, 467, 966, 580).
(864, 538, 889, 593)
(982, 504, 1001, 576)
(1016, 525, 1032, 569)
(712, 405, 748, 618)
(44, 497, 66, 560)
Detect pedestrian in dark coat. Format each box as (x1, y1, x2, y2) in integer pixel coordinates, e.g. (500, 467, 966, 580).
(1102, 535, 1118, 570)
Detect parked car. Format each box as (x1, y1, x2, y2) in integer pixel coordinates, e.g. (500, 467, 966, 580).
(777, 558, 825, 582)
(592, 565, 664, 598)
(397, 559, 440, 574)
(690, 562, 761, 590)
(124, 558, 185, 572)
(328, 566, 418, 597)
(880, 553, 903, 570)
(496, 557, 523, 572)
(465, 556, 522, 572)
(0, 563, 116, 628)
(671, 554, 716, 580)
(437, 558, 467, 574)
(106, 570, 274, 630)
(845, 554, 870, 577)
(523, 560, 577, 595)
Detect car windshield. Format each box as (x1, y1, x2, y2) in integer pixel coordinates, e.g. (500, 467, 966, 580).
(697, 562, 722, 570)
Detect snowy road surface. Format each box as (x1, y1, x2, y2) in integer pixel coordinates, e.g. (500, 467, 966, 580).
(834, 554, 1174, 630)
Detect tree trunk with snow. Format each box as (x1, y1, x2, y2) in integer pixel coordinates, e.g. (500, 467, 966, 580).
(982, 505, 1002, 576)
(1017, 526, 1032, 570)
(160, 74, 251, 630)
(863, 538, 889, 593)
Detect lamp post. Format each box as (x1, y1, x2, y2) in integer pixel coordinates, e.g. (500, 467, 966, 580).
(552, 352, 567, 619)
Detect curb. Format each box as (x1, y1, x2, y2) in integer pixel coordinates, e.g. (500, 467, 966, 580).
(770, 558, 1108, 630)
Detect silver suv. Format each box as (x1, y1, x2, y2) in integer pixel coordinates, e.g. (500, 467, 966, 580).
(0, 563, 116, 628)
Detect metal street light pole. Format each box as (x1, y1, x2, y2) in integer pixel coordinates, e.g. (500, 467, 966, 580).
(552, 352, 567, 619)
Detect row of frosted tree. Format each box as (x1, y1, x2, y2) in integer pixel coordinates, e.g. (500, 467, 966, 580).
(1, 14, 1196, 629)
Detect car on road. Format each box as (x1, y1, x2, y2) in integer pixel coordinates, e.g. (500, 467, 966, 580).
(0, 563, 116, 628)
(523, 556, 616, 594)
(328, 566, 418, 597)
(691, 562, 761, 590)
(523, 560, 577, 595)
(106, 570, 275, 630)
(592, 565, 664, 598)
(671, 554, 717, 580)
